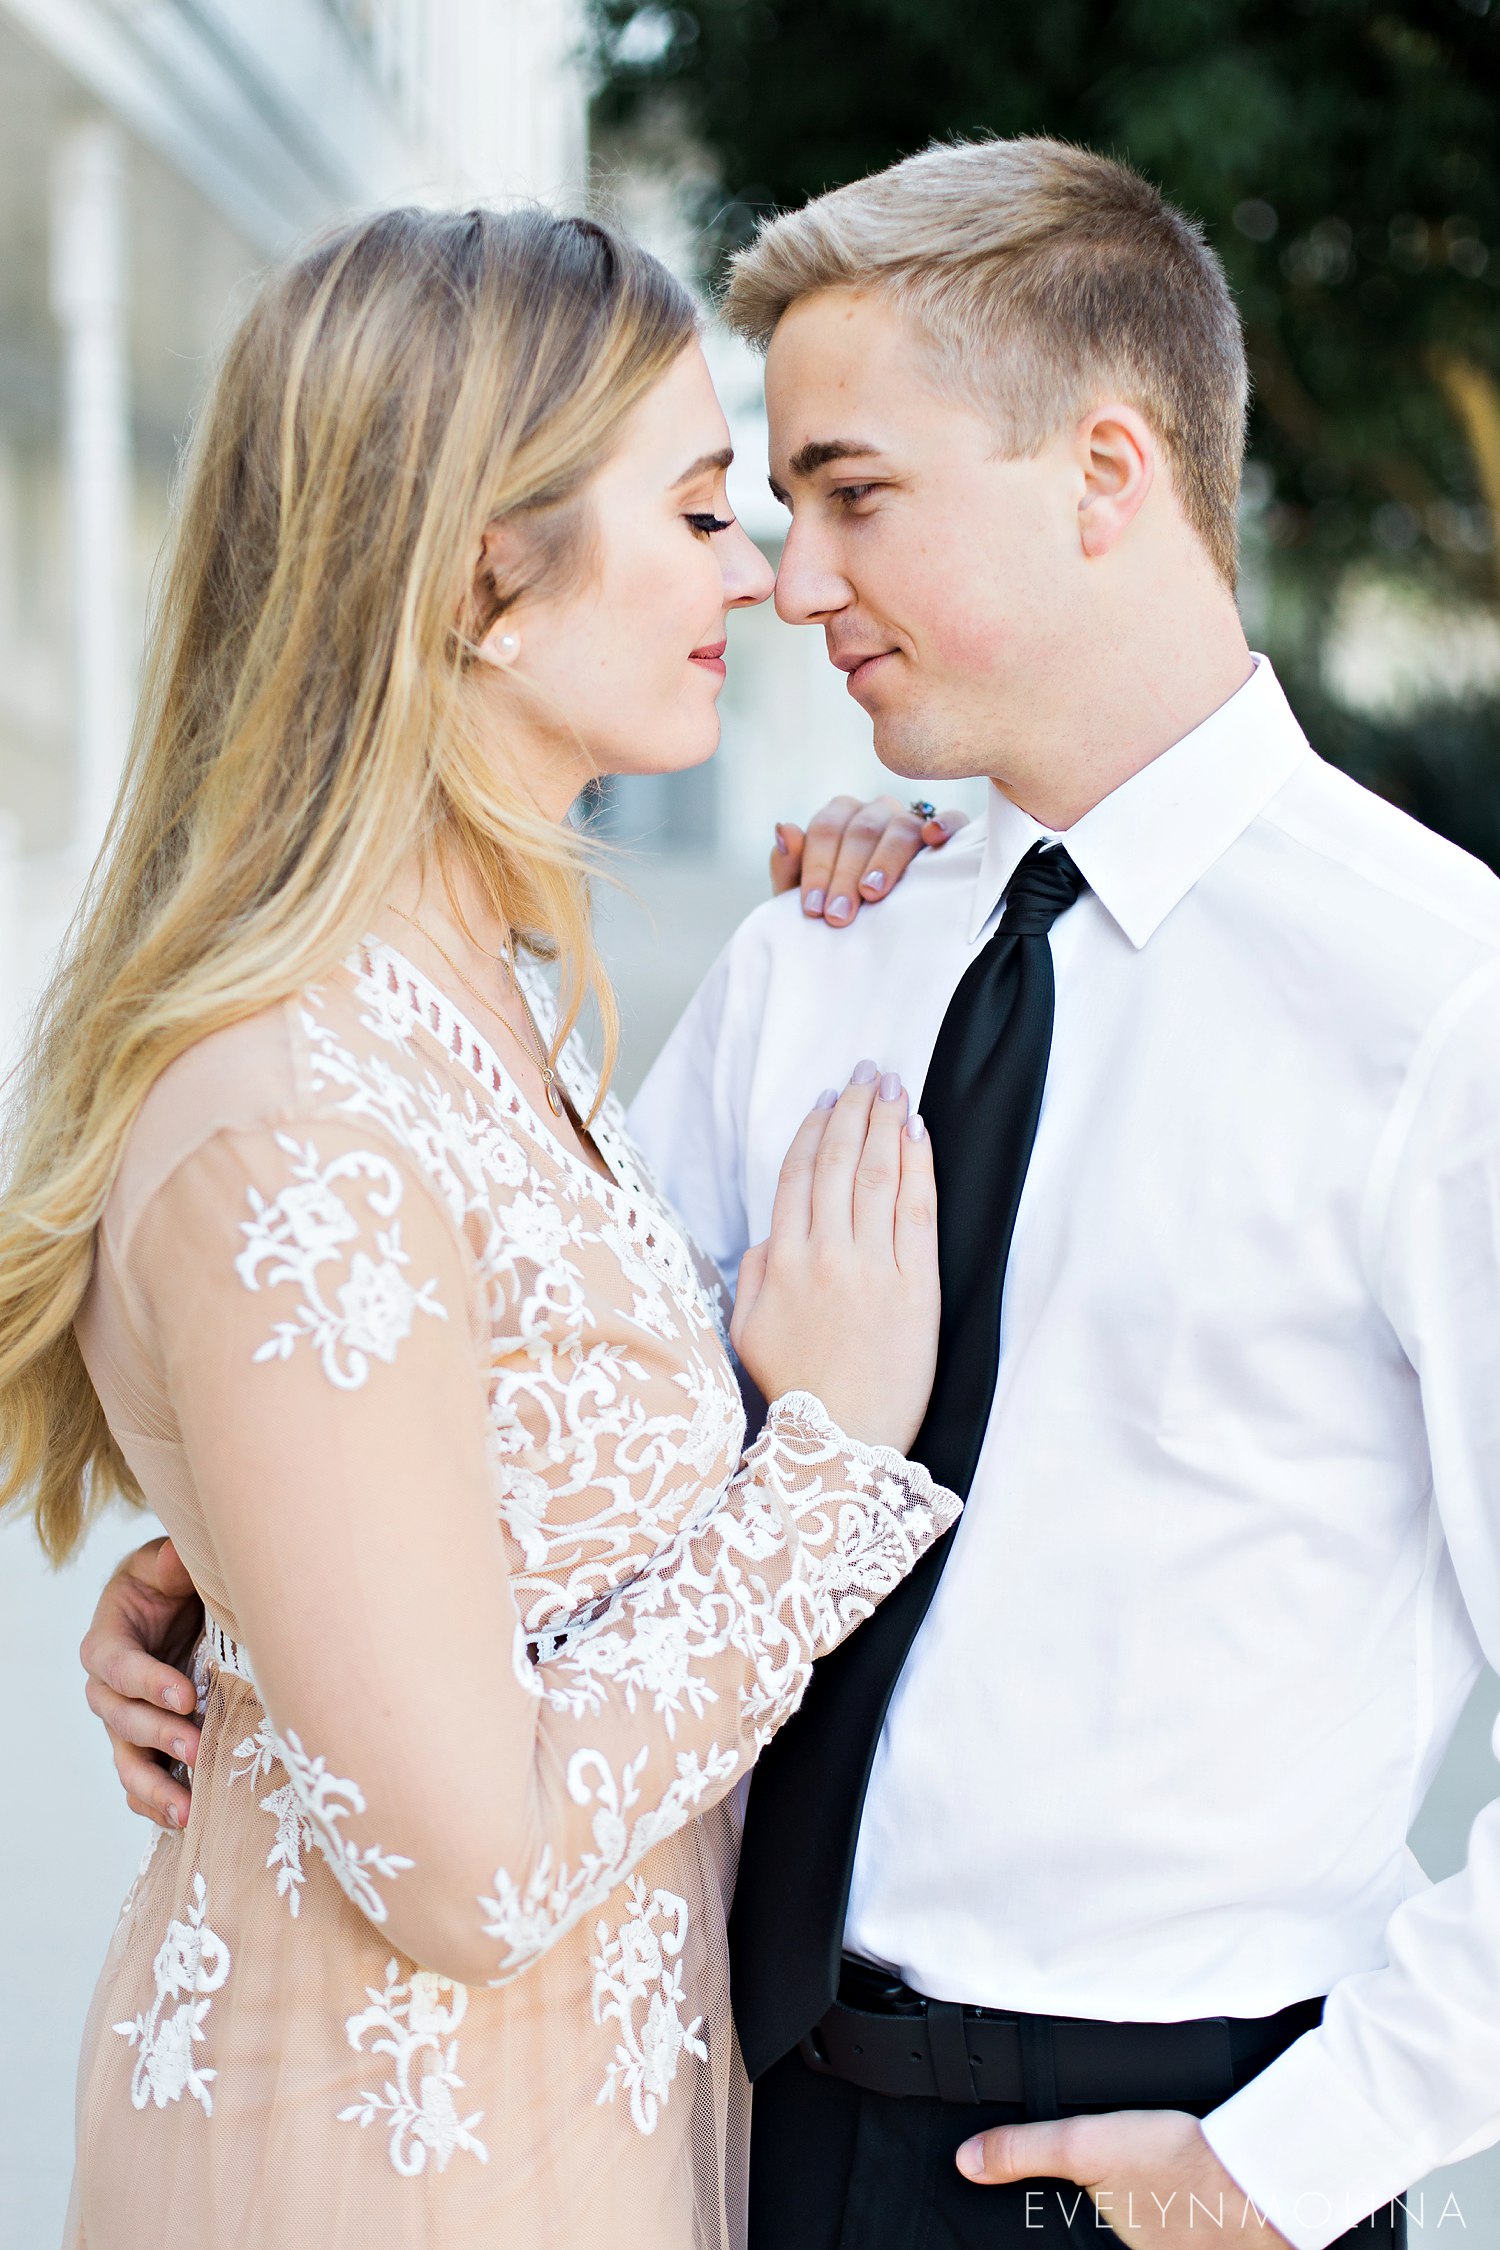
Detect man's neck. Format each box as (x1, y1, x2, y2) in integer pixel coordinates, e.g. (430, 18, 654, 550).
(995, 602, 1254, 834)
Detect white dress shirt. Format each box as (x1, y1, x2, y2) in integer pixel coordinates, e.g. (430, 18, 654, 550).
(628, 657, 1500, 2248)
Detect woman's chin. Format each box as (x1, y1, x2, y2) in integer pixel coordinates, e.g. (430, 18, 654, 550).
(612, 718, 723, 781)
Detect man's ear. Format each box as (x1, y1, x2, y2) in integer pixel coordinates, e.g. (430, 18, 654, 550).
(1074, 402, 1155, 560)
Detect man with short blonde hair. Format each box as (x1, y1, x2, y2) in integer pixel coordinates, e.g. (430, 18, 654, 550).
(629, 135, 1500, 2249)
(724, 135, 1248, 587)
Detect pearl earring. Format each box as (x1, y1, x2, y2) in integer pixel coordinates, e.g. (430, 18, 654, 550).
(497, 630, 520, 664)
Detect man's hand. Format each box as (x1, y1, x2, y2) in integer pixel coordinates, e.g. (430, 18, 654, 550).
(772, 793, 968, 925)
(80, 1535, 204, 1830)
(955, 2110, 1293, 2246)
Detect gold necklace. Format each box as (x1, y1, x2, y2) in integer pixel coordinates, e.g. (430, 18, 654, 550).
(385, 904, 566, 1117)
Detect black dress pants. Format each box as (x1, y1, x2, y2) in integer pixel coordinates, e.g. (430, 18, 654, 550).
(749, 2041, 1408, 2250)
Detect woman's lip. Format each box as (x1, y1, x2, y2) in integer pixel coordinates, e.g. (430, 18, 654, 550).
(689, 640, 728, 662)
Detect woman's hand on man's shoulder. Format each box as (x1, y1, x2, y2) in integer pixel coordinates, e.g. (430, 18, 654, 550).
(770, 794, 969, 927)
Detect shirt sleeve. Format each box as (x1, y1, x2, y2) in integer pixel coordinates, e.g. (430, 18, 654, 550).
(1201, 959, 1500, 2250)
(626, 933, 762, 1293)
(133, 1115, 960, 1990)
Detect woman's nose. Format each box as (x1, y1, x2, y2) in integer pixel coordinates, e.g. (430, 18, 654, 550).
(724, 523, 776, 609)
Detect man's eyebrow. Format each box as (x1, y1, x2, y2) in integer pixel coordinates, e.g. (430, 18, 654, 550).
(787, 437, 884, 480)
(671, 446, 734, 485)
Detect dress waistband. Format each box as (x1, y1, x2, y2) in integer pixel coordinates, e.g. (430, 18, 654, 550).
(202, 1612, 256, 1686)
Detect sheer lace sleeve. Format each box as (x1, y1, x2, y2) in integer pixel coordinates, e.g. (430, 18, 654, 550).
(131, 1117, 960, 1988)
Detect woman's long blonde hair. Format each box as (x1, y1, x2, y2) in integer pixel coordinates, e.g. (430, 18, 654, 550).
(0, 205, 698, 1564)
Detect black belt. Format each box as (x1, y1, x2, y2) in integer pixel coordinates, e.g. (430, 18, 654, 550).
(799, 1960, 1325, 2116)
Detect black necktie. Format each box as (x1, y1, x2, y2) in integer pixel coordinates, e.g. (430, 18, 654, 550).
(728, 841, 1090, 2081)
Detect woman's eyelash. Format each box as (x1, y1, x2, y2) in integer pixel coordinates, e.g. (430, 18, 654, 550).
(687, 511, 735, 536)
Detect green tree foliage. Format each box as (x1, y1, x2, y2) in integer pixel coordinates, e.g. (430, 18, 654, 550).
(590, 0, 1500, 858)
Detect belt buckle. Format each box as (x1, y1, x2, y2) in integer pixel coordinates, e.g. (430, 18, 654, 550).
(838, 1960, 925, 2014)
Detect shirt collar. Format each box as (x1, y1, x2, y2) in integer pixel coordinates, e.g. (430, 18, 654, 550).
(969, 656, 1311, 948)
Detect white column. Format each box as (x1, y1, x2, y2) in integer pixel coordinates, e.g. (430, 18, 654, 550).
(50, 118, 131, 866)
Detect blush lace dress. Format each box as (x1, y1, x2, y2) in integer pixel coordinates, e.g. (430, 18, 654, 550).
(62, 935, 959, 2250)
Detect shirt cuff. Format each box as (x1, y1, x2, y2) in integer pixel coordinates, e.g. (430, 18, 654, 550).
(1201, 2029, 1429, 2250)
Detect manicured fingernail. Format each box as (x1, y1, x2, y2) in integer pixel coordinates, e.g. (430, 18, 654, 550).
(774, 825, 790, 855)
(879, 1072, 901, 1101)
(850, 1058, 877, 1084)
(861, 868, 887, 894)
(170, 1736, 188, 1761)
(956, 2137, 984, 2178)
(905, 1113, 926, 1140)
(827, 895, 852, 921)
(165, 1803, 181, 1829)
(162, 1687, 182, 1710)
(814, 1087, 838, 1109)
(804, 888, 825, 916)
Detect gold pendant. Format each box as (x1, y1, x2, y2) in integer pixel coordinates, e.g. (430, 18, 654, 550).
(543, 1072, 565, 1117)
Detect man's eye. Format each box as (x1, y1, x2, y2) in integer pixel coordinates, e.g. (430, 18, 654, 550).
(687, 512, 735, 536)
(832, 484, 877, 506)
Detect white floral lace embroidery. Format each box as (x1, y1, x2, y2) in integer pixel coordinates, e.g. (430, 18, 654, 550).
(114, 1829, 164, 1928)
(338, 1965, 489, 2174)
(112, 1873, 230, 2114)
(590, 1878, 706, 2135)
(216, 958, 957, 1998)
(528, 1395, 949, 1735)
(317, 945, 750, 1626)
(230, 1711, 412, 1922)
(494, 1458, 554, 1570)
(479, 1741, 738, 1981)
(88, 937, 965, 2225)
(237, 1137, 447, 1387)
(478, 1392, 958, 1977)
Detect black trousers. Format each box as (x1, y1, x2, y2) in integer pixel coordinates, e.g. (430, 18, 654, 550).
(749, 2040, 1408, 2250)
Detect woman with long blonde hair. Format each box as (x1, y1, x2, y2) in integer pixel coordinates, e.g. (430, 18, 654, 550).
(0, 207, 953, 2247)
